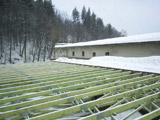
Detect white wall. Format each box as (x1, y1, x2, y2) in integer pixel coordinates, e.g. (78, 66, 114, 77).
(55, 42, 160, 59)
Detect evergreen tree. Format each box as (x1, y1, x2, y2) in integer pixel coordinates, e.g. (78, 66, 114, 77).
(84, 8, 91, 31)
(96, 17, 104, 39)
(72, 7, 82, 42)
(72, 7, 80, 23)
(107, 24, 113, 38)
(90, 12, 97, 40)
(81, 6, 86, 23)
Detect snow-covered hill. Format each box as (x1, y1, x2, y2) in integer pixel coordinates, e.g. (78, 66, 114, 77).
(0, 43, 53, 65)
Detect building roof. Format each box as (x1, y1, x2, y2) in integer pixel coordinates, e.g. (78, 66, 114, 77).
(55, 32, 160, 48)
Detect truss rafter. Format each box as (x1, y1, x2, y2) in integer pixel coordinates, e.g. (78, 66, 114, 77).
(0, 62, 160, 120)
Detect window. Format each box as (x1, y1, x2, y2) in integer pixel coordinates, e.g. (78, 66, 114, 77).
(72, 51, 75, 56)
(82, 51, 85, 56)
(105, 52, 109, 56)
(93, 52, 96, 57)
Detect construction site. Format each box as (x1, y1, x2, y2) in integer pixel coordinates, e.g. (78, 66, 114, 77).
(0, 62, 160, 120)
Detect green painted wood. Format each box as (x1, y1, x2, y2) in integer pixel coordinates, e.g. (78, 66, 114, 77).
(0, 63, 93, 77)
(0, 73, 146, 111)
(0, 73, 141, 106)
(135, 108, 160, 120)
(0, 62, 159, 120)
(79, 92, 160, 120)
(0, 71, 129, 98)
(0, 68, 104, 88)
(1, 77, 159, 119)
(27, 84, 160, 120)
(0, 67, 99, 84)
(0, 69, 111, 90)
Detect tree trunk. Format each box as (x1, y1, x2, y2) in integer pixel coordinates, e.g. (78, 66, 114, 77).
(0, 37, 3, 58)
(24, 20, 27, 63)
(19, 35, 22, 56)
(48, 40, 55, 59)
(32, 51, 36, 62)
(21, 43, 24, 57)
(31, 39, 36, 62)
(37, 39, 43, 62)
(24, 38, 27, 63)
(37, 46, 41, 62)
(4, 53, 6, 64)
(43, 38, 47, 61)
(9, 36, 12, 63)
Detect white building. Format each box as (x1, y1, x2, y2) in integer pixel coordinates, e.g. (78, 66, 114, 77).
(55, 32, 160, 59)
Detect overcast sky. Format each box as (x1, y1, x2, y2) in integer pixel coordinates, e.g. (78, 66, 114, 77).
(52, 0, 160, 35)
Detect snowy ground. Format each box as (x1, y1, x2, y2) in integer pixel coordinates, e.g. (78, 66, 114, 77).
(55, 56, 160, 74)
(0, 42, 52, 65)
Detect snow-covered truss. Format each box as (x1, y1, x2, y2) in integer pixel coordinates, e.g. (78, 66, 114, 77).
(0, 62, 160, 120)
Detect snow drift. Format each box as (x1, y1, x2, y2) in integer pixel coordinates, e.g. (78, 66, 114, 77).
(56, 56, 160, 73)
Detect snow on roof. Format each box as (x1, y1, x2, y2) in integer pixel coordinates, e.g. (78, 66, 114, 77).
(55, 32, 160, 48)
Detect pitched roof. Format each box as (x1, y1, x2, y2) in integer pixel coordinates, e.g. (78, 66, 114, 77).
(55, 32, 160, 48)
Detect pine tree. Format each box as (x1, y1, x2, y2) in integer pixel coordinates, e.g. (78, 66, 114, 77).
(107, 24, 113, 38)
(83, 8, 91, 32)
(72, 7, 80, 23)
(96, 18, 104, 39)
(90, 12, 97, 40)
(81, 6, 86, 23)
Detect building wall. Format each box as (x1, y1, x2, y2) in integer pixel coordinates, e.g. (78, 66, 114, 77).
(55, 42, 160, 59)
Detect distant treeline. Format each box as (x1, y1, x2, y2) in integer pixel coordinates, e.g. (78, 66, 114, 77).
(69, 6, 127, 43)
(0, 0, 126, 64)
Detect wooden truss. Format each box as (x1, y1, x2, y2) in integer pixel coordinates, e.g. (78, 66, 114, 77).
(0, 62, 160, 120)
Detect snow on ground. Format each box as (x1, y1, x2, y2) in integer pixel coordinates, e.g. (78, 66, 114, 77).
(55, 56, 160, 73)
(0, 42, 51, 64)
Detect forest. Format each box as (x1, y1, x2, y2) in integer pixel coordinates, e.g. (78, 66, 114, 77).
(0, 0, 126, 64)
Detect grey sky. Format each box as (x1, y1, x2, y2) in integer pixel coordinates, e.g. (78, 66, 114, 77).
(52, 0, 160, 35)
